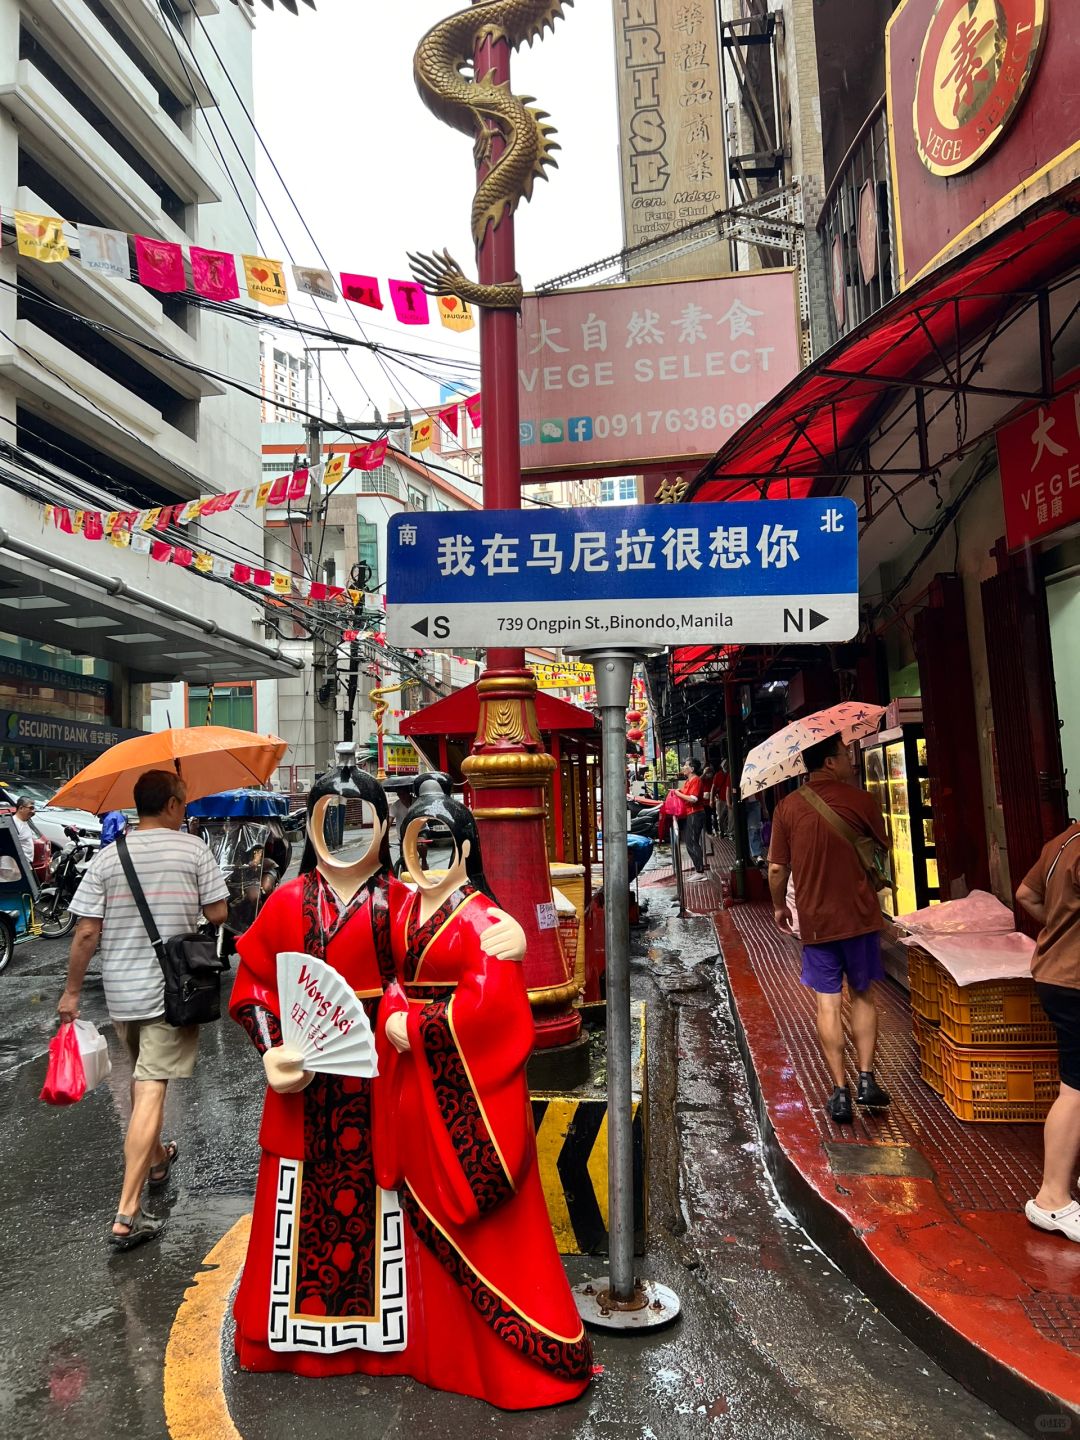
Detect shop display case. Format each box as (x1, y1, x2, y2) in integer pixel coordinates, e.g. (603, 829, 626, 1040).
(861, 724, 939, 917)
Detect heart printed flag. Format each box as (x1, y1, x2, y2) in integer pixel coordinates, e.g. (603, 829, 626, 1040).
(390, 279, 429, 326)
(190, 247, 239, 301)
(256, 481, 273, 508)
(79, 226, 128, 279)
(267, 475, 290, 506)
(243, 256, 288, 307)
(350, 438, 387, 471)
(324, 454, 347, 489)
(293, 266, 337, 302)
(436, 404, 460, 438)
(15, 212, 68, 263)
(286, 469, 309, 502)
(134, 237, 186, 293)
(340, 274, 383, 310)
(465, 392, 482, 428)
(272, 574, 292, 596)
(411, 418, 434, 453)
(437, 295, 474, 332)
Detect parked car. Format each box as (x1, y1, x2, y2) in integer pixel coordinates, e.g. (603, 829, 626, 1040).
(0, 777, 101, 854)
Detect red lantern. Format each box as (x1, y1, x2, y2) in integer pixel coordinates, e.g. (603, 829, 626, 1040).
(627, 727, 645, 743)
(626, 710, 643, 725)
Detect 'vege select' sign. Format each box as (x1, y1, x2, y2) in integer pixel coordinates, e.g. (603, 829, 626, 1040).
(518, 271, 800, 475)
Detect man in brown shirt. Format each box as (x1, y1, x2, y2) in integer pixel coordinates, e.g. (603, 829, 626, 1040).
(768, 732, 890, 1124)
(1017, 823, 1080, 1244)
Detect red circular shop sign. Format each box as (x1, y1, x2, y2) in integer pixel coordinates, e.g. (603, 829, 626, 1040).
(913, 0, 1048, 177)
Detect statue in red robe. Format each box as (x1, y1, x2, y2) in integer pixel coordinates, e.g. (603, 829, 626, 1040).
(230, 761, 592, 1409)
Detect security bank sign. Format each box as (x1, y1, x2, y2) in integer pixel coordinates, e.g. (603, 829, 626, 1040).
(386, 500, 859, 650)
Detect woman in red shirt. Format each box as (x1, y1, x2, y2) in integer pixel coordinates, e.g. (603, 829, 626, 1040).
(673, 758, 707, 875)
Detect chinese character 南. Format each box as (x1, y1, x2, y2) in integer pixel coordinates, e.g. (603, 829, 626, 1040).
(708, 526, 750, 569)
(662, 527, 702, 571)
(675, 303, 712, 345)
(757, 524, 800, 568)
(615, 528, 656, 571)
(581, 312, 608, 352)
(819, 507, 845, 533)
(717, 299, 764, 341)
(674, 3, 704, 35)
(528, 319, 569, 355)
(526, 534, 563, 573)
(940, 15, 994, 119)
(676, 40, 709, 71)
(481, 533, 520, 575)
(570, 532, 608, 572)
(655, 477, 689, 505)
(626, 310, 665, 347)
(1030, 406, 1068, 470)
(398, 523, 418, 546)
(437, 534, 475, 576)
(683, 115, 710, 145)
(686, 150, 714, 185)
(679, 76, 714, 107)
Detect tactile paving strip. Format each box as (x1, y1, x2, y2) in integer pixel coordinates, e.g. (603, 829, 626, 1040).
(726, 903, 1045, 1213)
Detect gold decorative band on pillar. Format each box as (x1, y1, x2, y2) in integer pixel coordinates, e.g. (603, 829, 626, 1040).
(465, 668, 582, 1050)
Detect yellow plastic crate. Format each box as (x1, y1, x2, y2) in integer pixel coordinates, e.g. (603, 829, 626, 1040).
(937, 972, 1056, 1048)
(912, 1015, 944, 1095)
(906, 945, 941, 1025)
(940, 1036, 1059, 1124)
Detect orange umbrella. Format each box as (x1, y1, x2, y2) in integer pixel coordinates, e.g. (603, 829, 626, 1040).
(50, 726, 289, 814)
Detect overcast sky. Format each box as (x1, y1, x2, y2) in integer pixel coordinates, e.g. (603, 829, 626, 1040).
(251, 0, 623, 423)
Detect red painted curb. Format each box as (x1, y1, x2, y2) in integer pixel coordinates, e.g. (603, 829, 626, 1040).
(715, 909, 1080, 1432)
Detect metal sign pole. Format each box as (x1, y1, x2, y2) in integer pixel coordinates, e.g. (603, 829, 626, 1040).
(572, 648, 680, 1334)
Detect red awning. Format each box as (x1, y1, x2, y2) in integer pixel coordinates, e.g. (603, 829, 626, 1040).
(399, 680, 599, 740)
(688, 187, 1080, 500)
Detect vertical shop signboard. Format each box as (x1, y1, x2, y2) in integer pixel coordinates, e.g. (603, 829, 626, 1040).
(996, 387, 1080, 550)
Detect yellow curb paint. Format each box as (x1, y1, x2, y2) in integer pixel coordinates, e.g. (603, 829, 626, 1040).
(164, 1215, 250, 1440)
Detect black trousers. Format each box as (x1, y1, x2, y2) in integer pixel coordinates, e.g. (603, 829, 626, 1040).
(682, 811, 706, 874)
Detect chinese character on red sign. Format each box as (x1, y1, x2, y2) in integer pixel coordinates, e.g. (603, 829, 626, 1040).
(996, 387, 1080, 550)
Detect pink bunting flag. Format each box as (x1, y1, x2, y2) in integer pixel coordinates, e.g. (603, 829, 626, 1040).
(190, 247, 239, 302)
(134, 236, 186, 293)
(349, 437, 388, 471)
(83, 512, 104, 540)
(340, 274, 383, 310)
(56, 508, 73, 534)
(287, 469, 309, 501)
(267, 476, 290, 506)
(308, 582, 328, 601)
(151, 541, 173, 563)
(389, 279, 429, 325)
(232, 563, 252, 584)
(253, 569, 272, 588)
(172, 547, 194, 568)
(465, 392, 482, 428)
(436, 404, 460, 438)
(155, 505, 174, 531)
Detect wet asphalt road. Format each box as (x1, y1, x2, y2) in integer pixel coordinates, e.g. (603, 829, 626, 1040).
(0, 887, 1024, 1440)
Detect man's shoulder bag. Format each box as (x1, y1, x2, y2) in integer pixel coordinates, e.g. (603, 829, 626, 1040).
(116, 834, 230, 1027)
(799, 786, 891, 892)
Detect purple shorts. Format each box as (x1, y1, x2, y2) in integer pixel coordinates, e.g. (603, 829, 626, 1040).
(800, 933, 884, 995)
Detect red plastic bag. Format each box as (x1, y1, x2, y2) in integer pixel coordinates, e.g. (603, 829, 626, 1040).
(40, 1022, 87, 1106)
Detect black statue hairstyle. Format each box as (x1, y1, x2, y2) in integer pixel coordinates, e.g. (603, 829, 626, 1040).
(400, 794, 499, 903)
(299, 757, 392, 875)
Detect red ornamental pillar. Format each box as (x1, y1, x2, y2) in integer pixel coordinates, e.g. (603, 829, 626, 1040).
(460, 23, 580, 1050)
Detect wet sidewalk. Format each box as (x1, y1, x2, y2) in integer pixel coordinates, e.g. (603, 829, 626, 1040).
(714, 896, 1080, 1435)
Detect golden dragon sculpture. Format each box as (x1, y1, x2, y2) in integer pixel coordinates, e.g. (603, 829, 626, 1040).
(409, 0, 573, 311)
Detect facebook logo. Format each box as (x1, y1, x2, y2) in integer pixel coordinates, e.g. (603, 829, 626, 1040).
(519, 421, 536, 445)
(568, 416, 594, 443)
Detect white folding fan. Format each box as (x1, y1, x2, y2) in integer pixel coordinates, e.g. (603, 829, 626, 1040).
(276, 952, 379, 1077)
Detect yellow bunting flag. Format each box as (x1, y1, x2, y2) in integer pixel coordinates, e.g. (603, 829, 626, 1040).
(44, 505, 54, 526)
(141, 508, 161, 531)
(108, 528, 131, 548)
(256, 481, 273, 508)
(271, 573, 292, 596)
(14, 211, 68, 262)
(194, 552, 214, 573)
(437, 295, 475, 333)
(71, 511, 85, 535)
(324, 453, 347, 489)
(243, 255, 288, 307)
(411, 418, 434, 454)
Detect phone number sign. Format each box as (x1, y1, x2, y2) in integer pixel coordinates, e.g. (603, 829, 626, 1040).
(518, 271, 800, 476)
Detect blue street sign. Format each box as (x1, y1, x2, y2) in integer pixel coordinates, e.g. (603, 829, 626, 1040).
(386, 499, 858, 649)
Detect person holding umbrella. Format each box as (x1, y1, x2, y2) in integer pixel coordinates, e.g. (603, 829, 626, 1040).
(749, 705, 892, 1125)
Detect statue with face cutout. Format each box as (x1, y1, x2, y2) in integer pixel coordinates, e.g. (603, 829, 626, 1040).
(371, 794, 593, 1408)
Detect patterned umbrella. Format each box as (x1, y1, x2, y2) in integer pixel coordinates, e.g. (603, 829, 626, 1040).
(738, 702, 885, 798)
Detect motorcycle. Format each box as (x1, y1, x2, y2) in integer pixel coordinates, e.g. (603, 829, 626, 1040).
(628, 795, 661, 842)
(37, 825, 95, 939)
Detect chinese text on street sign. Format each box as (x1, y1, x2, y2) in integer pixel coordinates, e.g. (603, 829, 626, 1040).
(517, 272, 800, 475)
(386, 500, 858, 650)
(997, 386, 1080, 550)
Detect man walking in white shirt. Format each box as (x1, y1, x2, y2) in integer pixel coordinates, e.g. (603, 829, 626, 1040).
(12, 796, 38, 884)
(58, 769, 228, 1251)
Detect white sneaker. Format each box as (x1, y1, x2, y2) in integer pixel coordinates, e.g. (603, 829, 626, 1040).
(1025, 1198, 1080, 1242)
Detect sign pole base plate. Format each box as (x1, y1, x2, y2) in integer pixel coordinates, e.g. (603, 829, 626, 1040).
(572, 1277, 681, 1334)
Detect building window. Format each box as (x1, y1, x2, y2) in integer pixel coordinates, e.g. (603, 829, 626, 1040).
(600, 477, 637, 503)
(187, 685, 254, 731)
(408, 489, 428, 511)
(357, 520, 380, 590)
(361, 469, 400, 498)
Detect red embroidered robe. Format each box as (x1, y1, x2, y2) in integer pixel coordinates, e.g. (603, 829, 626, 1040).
(231, 871, 592, 1409)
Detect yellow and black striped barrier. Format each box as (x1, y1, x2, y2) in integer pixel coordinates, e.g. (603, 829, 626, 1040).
(530, 1001, 647, 1256)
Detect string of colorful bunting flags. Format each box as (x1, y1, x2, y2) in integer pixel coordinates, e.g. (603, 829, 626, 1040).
(5, 210, 475, 332)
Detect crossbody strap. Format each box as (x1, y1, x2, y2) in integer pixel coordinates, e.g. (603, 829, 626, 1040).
(1046, 831, 1080, 886)
(799, 786, 868, 852)
(115, 834, 165, 962)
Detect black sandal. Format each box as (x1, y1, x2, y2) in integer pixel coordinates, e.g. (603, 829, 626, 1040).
(108, 1209, 164, 1252)
(147, 1140, 179, 1191)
